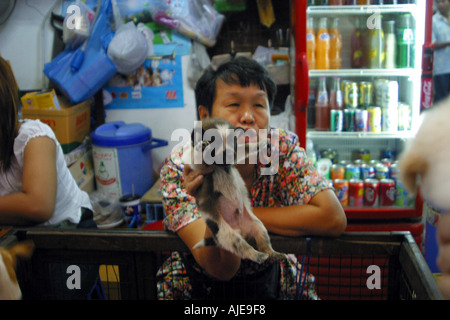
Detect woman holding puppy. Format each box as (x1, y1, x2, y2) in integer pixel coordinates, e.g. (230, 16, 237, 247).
(0, 55, 93, 227)
(158, 57, 346, 299)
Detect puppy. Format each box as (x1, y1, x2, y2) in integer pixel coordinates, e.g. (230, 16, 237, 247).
(0, 241, 34, 300)
(182, 118, 286, 264)
(398, 96, 450, 210)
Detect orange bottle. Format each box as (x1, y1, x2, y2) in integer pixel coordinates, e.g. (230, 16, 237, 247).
(307, 17, 316, 70)
(329, 18, 342, 69)
(316, 17, 330, 70)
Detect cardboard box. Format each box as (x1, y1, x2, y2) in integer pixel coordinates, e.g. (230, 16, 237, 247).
(22, 97, 90, 153)
(69, 150, 95, 193)
(20, 89, 61, 110)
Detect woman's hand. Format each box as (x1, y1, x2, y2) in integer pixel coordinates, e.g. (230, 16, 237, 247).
(183, 164, 213, 196)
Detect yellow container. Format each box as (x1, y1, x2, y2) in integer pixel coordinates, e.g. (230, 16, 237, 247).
(22, 97, 90, 153)
(20, 89, 61, 110)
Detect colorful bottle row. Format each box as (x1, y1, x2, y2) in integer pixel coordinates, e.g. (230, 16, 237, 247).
(315, 156, 415, 207)
(307, 14, 415, 70)
(308, 0, 416, 5)
(312, 77, 411, 132)
(307, 17, 342, 70)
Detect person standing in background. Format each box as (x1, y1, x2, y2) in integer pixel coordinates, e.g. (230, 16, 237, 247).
(432, 0, 450, 103)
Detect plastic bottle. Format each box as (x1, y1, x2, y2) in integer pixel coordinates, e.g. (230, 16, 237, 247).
(329, 77, 344, 110)
(329, 18, 342, 69)
(396, 13, 415, 68)
(315, 77, 330, 131)
(316, 18, 330, 70)
(351, 18, 364, 68)
(384, 20, 397, 69)
(368, 20, 385, 69)
(307, 17, 316, 70)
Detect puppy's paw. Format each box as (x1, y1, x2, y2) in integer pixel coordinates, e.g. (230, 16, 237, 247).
(247, 251, 269, 264)
(268, 251, 288, 262)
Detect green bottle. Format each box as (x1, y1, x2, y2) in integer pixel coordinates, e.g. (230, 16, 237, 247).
(396, 13, 415, 68)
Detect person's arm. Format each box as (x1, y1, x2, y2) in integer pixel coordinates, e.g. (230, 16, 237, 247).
(0, 136, 57, 226)
(433, 41, 450, 50)
(253, 189, 347, 237)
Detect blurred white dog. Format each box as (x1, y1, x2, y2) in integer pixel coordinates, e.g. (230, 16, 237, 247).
(398, 95, 450, 211)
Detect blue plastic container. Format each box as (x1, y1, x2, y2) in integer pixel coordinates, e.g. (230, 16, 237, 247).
(91, 121, 167, 199)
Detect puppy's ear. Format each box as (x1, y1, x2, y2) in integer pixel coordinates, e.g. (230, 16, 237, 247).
(9, 241, 35, 260)
(398, 152, 428, 195)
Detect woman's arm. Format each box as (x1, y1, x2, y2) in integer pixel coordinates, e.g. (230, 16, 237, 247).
(177, 219, 241, 281)
(253, 189, 347, 237)
(0, 136, 57, 226)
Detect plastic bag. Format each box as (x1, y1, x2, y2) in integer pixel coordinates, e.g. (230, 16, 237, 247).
(107, 21, 149, 75)
(44, 0, 117, 104)
(149, 0, 224, 47)
(89, 191, 123, 229)
(62, 0, 95, 49)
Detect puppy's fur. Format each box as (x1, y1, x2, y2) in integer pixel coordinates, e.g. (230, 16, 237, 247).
(182, 118, 285, 264)
(398, 95, 450, 210)
(0, 240, 34, 300)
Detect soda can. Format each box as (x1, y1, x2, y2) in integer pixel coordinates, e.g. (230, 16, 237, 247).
(375, 163, 390, 179)
(380, 179, 396, 206)
(360, 163, 376, 180)
(344, 109, 355, 131)
(369, 159, 380, 167)
(395, 179, 414, 207)
(330, 109, 344, 132)
(354, 148, 371, 162)
(359, 82, 373, 108)
(353, 159, 366, 167)
(384, 81, 399, 108)
(381, 149, 396, 160)
(345, 163, 360, 180)
(316, 158, 332, 179)
(382, 106, 398, 132)
(330, 164, 345, 180)
(334, 179, 349, 207)
(367, 106, 382, 132)
(349, 179, 364, 207)
(320, 148, 339, 164)
(381, 158, 393, 169)
(374, 79, 388, 106)
(355, 109, 369, 132)
(390, 161, 400, 181)
(398, 102, 412, 131)
(344, 82, 359, 109)
(364, 178, 379, 207)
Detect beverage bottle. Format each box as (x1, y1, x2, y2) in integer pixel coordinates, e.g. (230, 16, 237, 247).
(316, 18, 330, 70)
(329, 0, 345, 4)
(329, 77, 344, 110)
(315, 77, 330, 131)
(329, 18, 342, 69)
(396, 13, 415, 68)
(306, 17, 316, 70)
(351, 18, 364, 68)
(368, 21, 385, 68)
(384, 20, 397, 68)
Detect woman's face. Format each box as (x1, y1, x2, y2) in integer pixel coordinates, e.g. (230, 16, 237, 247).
(198, 79, 270, 134)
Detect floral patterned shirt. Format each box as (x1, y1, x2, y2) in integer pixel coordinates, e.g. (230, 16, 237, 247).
(160, 128, 331, 232)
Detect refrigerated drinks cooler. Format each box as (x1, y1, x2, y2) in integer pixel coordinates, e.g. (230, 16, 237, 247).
(290, 0, 433, 249)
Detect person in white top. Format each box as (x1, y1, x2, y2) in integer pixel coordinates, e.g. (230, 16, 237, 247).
(0, 56, 92, 227)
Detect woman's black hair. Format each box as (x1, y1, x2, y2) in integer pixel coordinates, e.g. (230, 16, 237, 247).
(194, 56, 277, 119)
